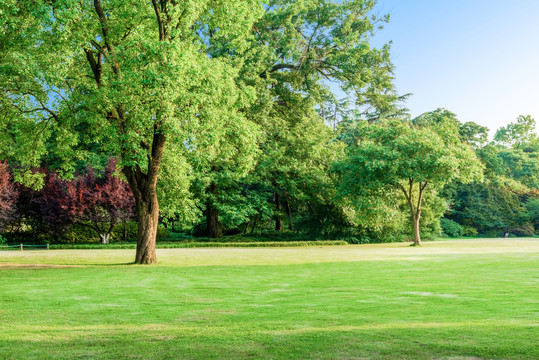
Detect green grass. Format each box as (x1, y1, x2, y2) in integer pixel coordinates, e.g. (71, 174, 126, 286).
(0, 239, 537, 359)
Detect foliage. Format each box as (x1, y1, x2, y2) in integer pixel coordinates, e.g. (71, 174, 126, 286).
(334, 114, 483, 245)
(57, 158, 135, 243)
(50, 240, 347, 250)
(444, 120, 539, 237)
(526, 198, 539, 232)
(0, 160, 18, 233)
(212, 0, 398, 237)
(494, 115, 537, 148)
(440, 218, 464, 238)
(459, 121, 489, 149)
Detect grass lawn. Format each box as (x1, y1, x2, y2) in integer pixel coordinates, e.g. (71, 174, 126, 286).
(0, 239, 537, 359)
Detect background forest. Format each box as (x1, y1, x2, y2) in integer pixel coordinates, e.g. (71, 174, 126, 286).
(0, 0, 538, 249)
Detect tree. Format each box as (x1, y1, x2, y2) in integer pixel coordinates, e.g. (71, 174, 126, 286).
(190, 116, 259, 238)
(0, 161, 18, 233)
(459, 121, 489, 149)
(494, 115, 537, 148)
(223, 0, 397, 234)
(0, 1, 262, 263)
(58, 159, 134, 244)
(444, 129, 539, 237)
(334, 116, 483, 245)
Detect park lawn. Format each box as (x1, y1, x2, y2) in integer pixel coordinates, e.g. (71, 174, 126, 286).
(0, 240, 537, 359)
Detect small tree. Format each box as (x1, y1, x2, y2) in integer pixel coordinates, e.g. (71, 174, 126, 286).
(334, 115, 483, 245)
(39, 159, 134, 243)
(61, 159, 135, 244)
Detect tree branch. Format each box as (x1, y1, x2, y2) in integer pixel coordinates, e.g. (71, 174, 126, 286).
(151, 0, 166, 41)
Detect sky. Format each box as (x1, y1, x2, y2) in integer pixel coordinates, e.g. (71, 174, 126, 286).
(370, 0, 539, 137)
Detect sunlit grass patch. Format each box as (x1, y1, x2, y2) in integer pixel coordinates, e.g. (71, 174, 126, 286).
(0, 239, 537, 359)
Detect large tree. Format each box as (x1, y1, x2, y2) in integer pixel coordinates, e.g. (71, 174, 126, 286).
(0, 0, 262, 263)
(334, 114, 483, 245)
(234, 0, 396, 232)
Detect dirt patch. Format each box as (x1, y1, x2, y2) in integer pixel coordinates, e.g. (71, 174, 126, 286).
(0, 263, 83, 270)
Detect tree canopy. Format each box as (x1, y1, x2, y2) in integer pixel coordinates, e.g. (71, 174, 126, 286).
(334, 114, 484, 245)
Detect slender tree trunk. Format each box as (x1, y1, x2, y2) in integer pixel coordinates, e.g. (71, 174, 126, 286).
(243, 220, 251, 235)
(206, 202, 223, 238)
(275, 193, 282, 231)
(250, 216, 259, 234)
(401, 180, 427, 247)
(284, 200, 293, 231)
(412, 215, 421, 246)
(123, 219, 127, 241)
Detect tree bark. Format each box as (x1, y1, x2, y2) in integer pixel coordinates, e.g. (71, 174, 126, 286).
(284, 200, 293, 231)
(400, 180, 427, 246)
(133, 194, 159, 263)
(412, 214, 421, 246)
(275, 193, 282, 231)
(99, 233, 111, 244)
(122, 131, 166, 264)
(206, 201, 223, 238)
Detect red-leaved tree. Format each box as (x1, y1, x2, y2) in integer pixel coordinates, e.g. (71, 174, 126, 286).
(0, 160, 18, 233)
(40, 159, 135, 243)
(66, 159, 135, 243)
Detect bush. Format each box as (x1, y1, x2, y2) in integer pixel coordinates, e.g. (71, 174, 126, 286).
(462, 226, 478, 237)
(50, 240, 348, 249)
(61, 223, 101, 244)
(509, 224, 535, 237)
(440, 218, 464, 238)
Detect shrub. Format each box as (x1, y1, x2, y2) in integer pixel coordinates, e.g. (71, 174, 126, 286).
(462, 226, 478, 237)
(509, 224, 535, 237)
(440, 218, 464, 238)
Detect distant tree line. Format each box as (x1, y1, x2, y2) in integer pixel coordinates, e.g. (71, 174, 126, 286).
(1, 113, 536, 246)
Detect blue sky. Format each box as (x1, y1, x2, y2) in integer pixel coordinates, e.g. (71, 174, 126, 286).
(370, 0, 539, 136)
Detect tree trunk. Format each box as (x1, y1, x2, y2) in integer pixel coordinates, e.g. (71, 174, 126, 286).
(133, 195, 159, 263)
(284, 200, 293, 231)
(275, 193, 282, 231)
(99, 233, 111, 244)
(250, 216, 259, 234)
(123, 219, 127, 241)
(122, 131, 166, 264)
(243, 220, 251, 235)
(206, 202, 223, 238)
(412, 215, 421, 246)
(401, 180, 426, 247)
